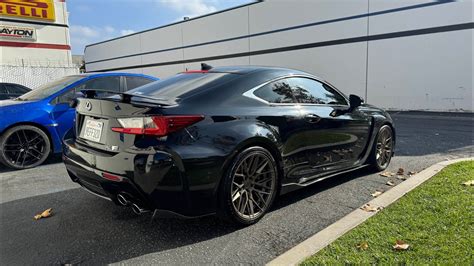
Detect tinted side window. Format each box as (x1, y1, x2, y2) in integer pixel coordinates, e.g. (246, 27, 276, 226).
(9, 85, 28, 94)
(83, 76, 121, 92)
(56, 89, 76, 104)
(289, 78, 347, 105)
(54, 82, 85, 104)
(72, 76, 121, 98)
(13, 85, 29, 94)
(0, 85, 7, 94)
(126, 76, 154, 91)
(253, 79, 297, 103)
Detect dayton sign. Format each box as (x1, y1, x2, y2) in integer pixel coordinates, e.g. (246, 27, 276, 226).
(0, 25, 37, 41)
(0, 0, 55, 21)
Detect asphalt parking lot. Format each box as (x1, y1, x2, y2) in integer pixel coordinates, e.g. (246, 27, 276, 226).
(0, 112, 472, 265)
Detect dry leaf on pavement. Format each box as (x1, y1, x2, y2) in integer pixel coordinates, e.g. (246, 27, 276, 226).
(396, 168, 404, 175)
(357, 241, 369, 250)
(462, 180, 474, 186)
(371, 191, 383, 197)
(360, 204, 381, 212)
(386, 180, 395, 186)
(393, 240, 410, 250)
(34, 208, 53, 220)
(379, 171, 394, 177)
(397, 175, 407, 180)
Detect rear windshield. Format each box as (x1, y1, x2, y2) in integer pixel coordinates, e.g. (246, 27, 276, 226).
(127, 73, 230, 99)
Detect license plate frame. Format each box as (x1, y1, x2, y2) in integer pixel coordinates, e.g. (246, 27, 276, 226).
(82, 120, 104, 143)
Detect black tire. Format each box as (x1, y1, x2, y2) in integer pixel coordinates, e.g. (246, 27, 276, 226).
(368, 125, 394, 172)
(218, 146, 279, 225)
(0, 125, 51, 169)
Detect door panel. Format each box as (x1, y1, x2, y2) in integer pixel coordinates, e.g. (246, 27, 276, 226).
(250, 78, 310, 180)
(299, 106, 371, 175)
(284, 77, 371, 180)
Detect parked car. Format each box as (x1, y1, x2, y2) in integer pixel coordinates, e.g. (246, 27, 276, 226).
(0, 73, 158, 170)
(0, 83, 31, 100)
(62, 65, 395, 225)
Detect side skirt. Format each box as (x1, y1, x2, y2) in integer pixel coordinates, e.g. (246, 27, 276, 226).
(280, 164, 369, 194)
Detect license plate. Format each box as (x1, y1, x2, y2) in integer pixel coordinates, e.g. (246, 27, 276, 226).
(83, 120, 103, 143)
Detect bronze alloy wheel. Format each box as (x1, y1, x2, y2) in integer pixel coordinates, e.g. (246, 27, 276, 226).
(220, 146, 279, 224)
(374, 125, 393, 169)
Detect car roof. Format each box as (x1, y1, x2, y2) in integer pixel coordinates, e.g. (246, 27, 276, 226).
(207, 65, 322, 79)
(207, 65, 294, 74)
(74, 72, 159, 80)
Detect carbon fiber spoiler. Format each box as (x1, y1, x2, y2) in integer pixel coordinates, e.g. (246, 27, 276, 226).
(80, 89, 175, 105)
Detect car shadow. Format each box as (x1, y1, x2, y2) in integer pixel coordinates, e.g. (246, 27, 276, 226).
(0, 154, 63, 174)
(273, 167, 371, 210)
(0, 166, 371, 265)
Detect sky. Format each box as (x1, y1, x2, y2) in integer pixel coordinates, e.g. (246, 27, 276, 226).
(67, 0, 253, 55)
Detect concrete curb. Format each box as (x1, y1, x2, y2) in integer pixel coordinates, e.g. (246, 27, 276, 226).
(267, 157, 473, 266)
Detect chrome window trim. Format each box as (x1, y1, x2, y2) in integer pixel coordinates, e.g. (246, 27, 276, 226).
(242, 74, 350, 107)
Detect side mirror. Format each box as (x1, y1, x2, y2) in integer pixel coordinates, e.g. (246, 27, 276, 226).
(69, 98, 78, 108)
(330, 94, 364, 117)
(349, 94, 363, 110)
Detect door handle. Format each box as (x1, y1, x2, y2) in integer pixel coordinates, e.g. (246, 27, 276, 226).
(305, 113, 321, 123)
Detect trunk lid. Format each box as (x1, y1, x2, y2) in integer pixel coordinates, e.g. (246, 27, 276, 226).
(75, 97, 162, 153)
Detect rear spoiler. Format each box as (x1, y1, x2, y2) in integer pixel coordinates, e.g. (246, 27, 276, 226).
(80, 89, 176, 106)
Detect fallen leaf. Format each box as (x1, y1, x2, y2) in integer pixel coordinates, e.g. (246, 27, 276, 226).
(462, 180, 474, 186)
(396, 168, 404, 175)
(408, 171, 416, 176)
(397, 175, 407, 180)
(34, 208, 53, 220)
(386, 180, 395, 186)
(360, 204, 381, 212)
(393, 240, 410, 250)
(379, 171, 394, 177)
(357, 241, 369, 250)
(371, 191, 383, 197)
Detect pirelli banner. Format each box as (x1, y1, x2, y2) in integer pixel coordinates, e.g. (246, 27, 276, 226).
(0, 0, 56, 21)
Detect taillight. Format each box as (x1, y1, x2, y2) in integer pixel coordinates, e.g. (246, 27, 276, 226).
(111, 115, 204, 136)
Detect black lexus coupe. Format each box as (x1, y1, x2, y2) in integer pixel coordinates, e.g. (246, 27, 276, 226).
(63, 65, 395, 225)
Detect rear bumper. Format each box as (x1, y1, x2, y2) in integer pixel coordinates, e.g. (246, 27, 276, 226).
(62, 138, 218, 217)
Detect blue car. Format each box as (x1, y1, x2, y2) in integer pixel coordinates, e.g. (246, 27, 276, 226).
(0, 73, 158, 169)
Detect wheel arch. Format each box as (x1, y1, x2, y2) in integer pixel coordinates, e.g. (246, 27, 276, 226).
(214, 135, 284, 219)
(371, 113, 396, 146)
(216, 134, 284, 197)
(378, 121, 396, 146)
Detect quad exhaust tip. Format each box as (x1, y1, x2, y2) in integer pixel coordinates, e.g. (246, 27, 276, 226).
(117, 193, 150, 214)
(117, 194, 130, 206)
(131, 203, 150, 215)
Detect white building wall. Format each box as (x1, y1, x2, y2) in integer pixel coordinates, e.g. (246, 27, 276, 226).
(0, 0, 76, 88)
(0, 0, 72, 66)
(84, 0, 473, 112)
(366, 0, 473, 111)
